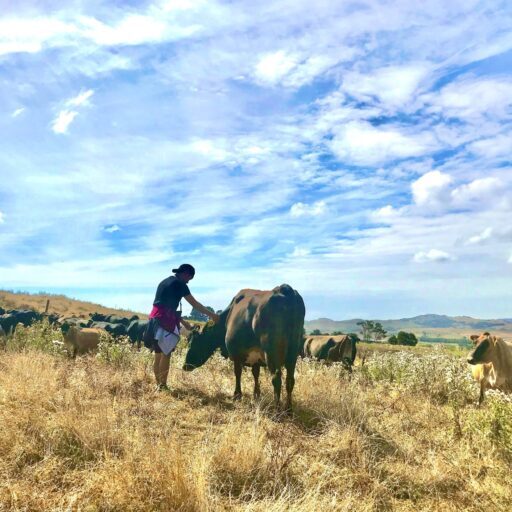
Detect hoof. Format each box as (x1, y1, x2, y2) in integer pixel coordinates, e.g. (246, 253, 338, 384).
(233, 393, 242, 401)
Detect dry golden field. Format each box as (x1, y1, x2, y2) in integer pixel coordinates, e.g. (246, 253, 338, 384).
(0, 290, 145, 319)
(0, 321, 511, 511)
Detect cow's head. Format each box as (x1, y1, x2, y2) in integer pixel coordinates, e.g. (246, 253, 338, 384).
(183, 320, 226, 371)
(467, 332, 496, 365)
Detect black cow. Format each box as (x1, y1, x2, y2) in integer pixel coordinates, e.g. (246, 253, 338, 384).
(89, 321, 127, 337)
(0, 309, 42, 334)
(127, 319, 148, 346)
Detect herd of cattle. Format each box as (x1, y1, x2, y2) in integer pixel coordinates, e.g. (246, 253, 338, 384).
(0, 307, 148, 348)
(1, 286, 512, 408)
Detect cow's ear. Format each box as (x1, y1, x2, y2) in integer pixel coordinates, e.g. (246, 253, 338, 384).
(469, 334, 479, 342)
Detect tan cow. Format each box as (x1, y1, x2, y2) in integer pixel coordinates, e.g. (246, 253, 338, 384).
(467, 332, 512, 404)
(63, 326, 105, 358)
(303, 334, 358, 370)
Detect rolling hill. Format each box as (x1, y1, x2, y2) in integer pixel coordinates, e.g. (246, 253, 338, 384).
(305, 314, 512, 339)
(0, 290, 146, 319)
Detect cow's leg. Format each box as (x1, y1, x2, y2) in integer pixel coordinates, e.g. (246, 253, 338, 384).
(478, 382, 485, 406)
(284, 360, 297, 412)
(271, 368, 282, 408)
(252, 364, 261, 399)
(233, 358, 243, 400)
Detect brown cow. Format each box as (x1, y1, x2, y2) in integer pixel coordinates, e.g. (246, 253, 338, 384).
(467, 332, 512, 404)
(303, 334, 358, 371)
(183, 284, 305, 411)
(63, 326, 105, 358)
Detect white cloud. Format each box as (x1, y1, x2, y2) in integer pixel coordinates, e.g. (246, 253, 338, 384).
(254, 50, 299, 86)
(104, 224, 121, 233)
(0, 17, 73, 56)
(468, 227, 493, 245)
(451, 177, 502, 207)
(11, 107, 25, 118)
(369, 205, 403, 223)
(51, 110, 78, 134)
(331, 121, 437, 166)
(51, 89, 94, 134)
(290, 200, 326, 217)
(66, 89, 94, 107)
(413, 249, 455, 263)
(469, 133, 512, 159)
(427, 76, 512, 120)
(0, 210, 4, 223)
(290, 247, 310, 258)
(411, 171, 453, 210)
(342, 64, 430, 109)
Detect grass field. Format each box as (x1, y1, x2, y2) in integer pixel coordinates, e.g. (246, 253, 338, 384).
(0, 321, 511, 511)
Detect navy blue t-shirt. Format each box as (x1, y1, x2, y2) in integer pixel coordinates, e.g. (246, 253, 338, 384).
(153, 276, 190, 311)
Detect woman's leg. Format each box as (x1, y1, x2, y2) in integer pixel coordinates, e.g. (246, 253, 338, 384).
(154, 352, 163, 385)
(159, 353, 171, 386)
(154, 352, 171, 387)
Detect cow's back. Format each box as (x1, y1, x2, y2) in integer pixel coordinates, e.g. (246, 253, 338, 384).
(224, 285, 305, 365)
(64, 327, 104, 355)
(253, 284, 305, 366)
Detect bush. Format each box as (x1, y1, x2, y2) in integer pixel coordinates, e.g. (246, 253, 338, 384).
(397, 331, 418, 346)
(96, 334, 138, 369)
(464, 391, 512, 460)
(360, 349, 476, 405)
(7, 320, 66, 355)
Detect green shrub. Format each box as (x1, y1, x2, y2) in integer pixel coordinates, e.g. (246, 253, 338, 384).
(464, 391, 512, 460)
(7, 320, 66, 355)
(360, 349, 476, 405)
(96, 334, 136, 369)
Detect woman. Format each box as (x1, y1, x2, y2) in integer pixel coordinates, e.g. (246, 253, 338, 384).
(149, 263, 219, 391)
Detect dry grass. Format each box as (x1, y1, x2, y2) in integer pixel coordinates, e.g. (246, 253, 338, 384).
(0, 323, 511, 511)
(0, 290, 145, 319)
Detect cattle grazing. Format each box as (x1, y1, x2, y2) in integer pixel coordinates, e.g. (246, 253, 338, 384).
(58, 316, 91, 333)
(303, 334, 358, 371)
(63, 326, 105, 358)
(127, 319, 148, 347)
(467, 332, 512, 404)
(184, 284, 305, 411)
(0, 309, 42, 335)
(89, 321, 127, 337)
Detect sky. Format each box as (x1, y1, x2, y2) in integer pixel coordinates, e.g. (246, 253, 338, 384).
(1, 0, 512, 320)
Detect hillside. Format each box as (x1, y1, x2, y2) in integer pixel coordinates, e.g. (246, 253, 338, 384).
(305, 314, 512, 338)
(0, 290, 146, 319)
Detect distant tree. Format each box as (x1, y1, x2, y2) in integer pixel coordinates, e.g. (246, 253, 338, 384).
(372, 322, 388, 342)
(189, 306, 215, 322)
(311, 329, 323, 336)
(357, 320, 375, 342)
(332, 330, 344, 335)
(388, 335, 398, 345)
(396, 331, 418, 346)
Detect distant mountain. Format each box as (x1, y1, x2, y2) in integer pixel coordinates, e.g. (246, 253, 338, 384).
(305, 314, 512, 337)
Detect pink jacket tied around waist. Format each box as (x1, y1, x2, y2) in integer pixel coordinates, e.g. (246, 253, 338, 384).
(149, 305, 181, 333)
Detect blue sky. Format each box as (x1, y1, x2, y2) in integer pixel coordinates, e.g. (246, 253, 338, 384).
(1, 0, 512, 319)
